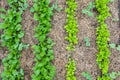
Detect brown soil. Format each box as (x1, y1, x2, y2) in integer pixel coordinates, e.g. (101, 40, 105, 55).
(0, 0, 120, 80)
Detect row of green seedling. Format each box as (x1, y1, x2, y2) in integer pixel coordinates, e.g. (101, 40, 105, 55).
(66, 57, 76, 80)
(96, 0, 112, 79)
(65, 0, 77, 80)
(0, 0, 28, 79)
(82, 0, 120, 80)
(30, 0, 55, 80)
(64, 0, 78, 51)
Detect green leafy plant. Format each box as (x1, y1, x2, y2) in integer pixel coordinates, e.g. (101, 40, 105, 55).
(82, 72, 92, 80)
(31, 0, 55, 80)
(84, 37, 91, 46)
(66, 57, 76, 80)
(82, 2, 95, 17)
(0, 0, 28, 79)
(65, 0, 78, 50)
(95, 0, 112, 79)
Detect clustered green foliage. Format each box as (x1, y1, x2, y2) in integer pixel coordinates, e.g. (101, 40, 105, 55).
(65, 0, 78, 50)
(31, 0, 55, 80)
(82, 72, 92, 80)
(66, 58, 76, 80)
(95, 0, 111, 79)
(82, 2, 95, 17)
(0, 0, 28, 79)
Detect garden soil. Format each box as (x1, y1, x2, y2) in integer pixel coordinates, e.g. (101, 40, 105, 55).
(0, 0, 120, 80)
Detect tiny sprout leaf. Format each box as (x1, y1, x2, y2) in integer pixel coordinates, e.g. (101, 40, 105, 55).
(109, 43, 116, 48)
(84, 37, 90, 46)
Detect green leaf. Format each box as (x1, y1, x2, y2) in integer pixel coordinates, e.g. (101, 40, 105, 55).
(82, 9, 89, 13)
(112, 18, 119, 22)
(30, 8, 34, 12)
(109, 72, 117, 79)
(38, 35, 46, 42)
(109, 43, 116, 48)
(34, 13, 39, 20)
(34, 0, 38, 2)
(35, 69, 40, 76)
(82, 72, 92, 80)
(84, 37, 90, 46)
(18, 43, 24, 51)
(32, 45, 40, 53)
(20, 69, 24, 76)
(0, 14, 6, 19)
(15, 24, 22, 31)
(0, 8, 6, 12)
(7, 53, 13, 59)
(33, 3, 38, 11)
(110, 0, 115, 2)
(24, 44, 30, 49)
(84, 37, 89, 41)
(18, 31, 24, 38)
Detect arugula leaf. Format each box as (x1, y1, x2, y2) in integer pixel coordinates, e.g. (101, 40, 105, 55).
(18, 31, 24, 38)
(31, 0, 55, 80)
(1, 0, 28, 79)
